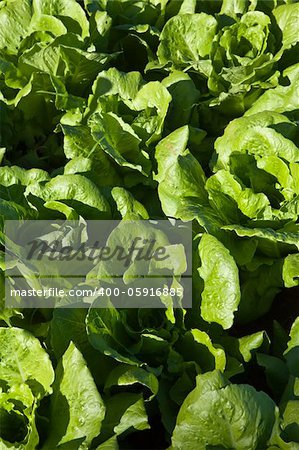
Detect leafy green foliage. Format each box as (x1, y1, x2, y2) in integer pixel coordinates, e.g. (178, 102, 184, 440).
(0, 0, 298, 449)
(172, 371, 277, 449)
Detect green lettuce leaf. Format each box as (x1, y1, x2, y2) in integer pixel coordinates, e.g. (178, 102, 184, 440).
(0, 327, 54, 398)
(44, 342, 105, 449)
(198, 234, 241, 329)
(172, 370, 277, 450)
(155, 126, 208, 220)
(157, 13, 217, 69)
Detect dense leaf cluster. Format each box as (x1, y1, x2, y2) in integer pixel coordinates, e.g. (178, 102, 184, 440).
(0, 0, 298, 449)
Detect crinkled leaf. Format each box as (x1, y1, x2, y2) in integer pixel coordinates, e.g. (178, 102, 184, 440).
(155, 126, 208, 219)
(172, 370, 277, 450)
(44, 342, 105, 449)
(157, 13, 217, 68)
(283, 254, 299, 288)
(0, 327, 54, 398)
(198, 234, 241, 329)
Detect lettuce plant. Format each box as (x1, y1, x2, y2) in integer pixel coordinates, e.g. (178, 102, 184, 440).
(0, 0, 298, 449)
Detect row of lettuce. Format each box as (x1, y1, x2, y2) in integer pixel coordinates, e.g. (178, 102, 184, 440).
(0, 0, 298, 449)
